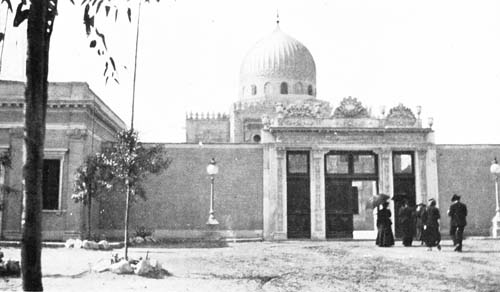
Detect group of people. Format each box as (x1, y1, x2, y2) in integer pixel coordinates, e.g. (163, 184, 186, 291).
(375, 194, 468, 252)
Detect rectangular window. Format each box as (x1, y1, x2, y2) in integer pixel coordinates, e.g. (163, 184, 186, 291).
(287, 153, 308, 174)
(393, 153, 413, 174)
(353, 155, 376, 174)
(326, 154, 349, 174)
(43, 159, 60, 210)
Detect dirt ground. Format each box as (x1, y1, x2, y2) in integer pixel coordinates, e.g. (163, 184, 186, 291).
(1, 238, 500, 292)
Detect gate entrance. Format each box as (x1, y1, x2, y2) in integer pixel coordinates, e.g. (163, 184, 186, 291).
(392, 152, 416, 238)
(286, 151, 311, 239)
(325, 151, 378, 238)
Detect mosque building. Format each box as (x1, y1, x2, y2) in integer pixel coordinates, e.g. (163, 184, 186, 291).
(0, 23, 498, 241)
(185, 22, 436, 239)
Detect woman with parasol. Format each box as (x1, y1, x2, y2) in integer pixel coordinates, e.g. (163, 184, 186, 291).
(371, 194, 394, 247)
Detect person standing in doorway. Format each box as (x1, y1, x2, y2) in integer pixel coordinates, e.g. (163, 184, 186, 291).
(398, 200, 414, 246)
(448, 194, 467, 252)
(415, 203, 426, 245)
(376, 202, 395, 247)
(422, 198, 441, 251)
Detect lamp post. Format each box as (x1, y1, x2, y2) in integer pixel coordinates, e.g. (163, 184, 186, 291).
(489, 158, 500, 237)
(206, 158, 219, 225)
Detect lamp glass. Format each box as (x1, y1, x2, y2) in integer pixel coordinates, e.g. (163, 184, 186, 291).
(207, 163, 219, 175)
(490, 163, 500, 175)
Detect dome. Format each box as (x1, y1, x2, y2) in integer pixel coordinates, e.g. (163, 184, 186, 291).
(239, 25, 316, 101)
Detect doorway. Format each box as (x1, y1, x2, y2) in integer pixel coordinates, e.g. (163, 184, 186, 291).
(325, 151, 378, 238)
(286, 151, 311, 239)
(392, 152, 416, 238)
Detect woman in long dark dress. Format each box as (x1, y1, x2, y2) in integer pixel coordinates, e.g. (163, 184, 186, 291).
(398, 200, 414, 247)
(422, 199, 441, 251)
(415, 203, 426, 245)
(376, 202, 395, 247)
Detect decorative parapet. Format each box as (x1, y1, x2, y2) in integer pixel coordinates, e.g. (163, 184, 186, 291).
(280, 101, 330, 118)
(385, 103, 417, 127)
(186, 112, 229, 120)
(332, 97, 369, 118)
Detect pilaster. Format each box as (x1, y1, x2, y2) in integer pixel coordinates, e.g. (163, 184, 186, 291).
(376, 149, 394, 233)
(274, 147, 287, 240)
(415, 150, 428, 204)
(310, 149, 326, 240)
(425, 147, 439, 205)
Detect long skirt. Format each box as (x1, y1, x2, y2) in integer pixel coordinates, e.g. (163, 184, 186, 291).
(423, 226, 441, 247)
(400, 221, 414, 246)
(376, 225, 395, 247)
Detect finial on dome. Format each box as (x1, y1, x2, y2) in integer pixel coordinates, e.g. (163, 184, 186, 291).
(276, 9, 280, 25)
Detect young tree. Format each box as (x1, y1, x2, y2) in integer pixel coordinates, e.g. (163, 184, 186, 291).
(100, 129, 171, 259)
(0, 0, 151, 289)
(72, 153, 113, 240)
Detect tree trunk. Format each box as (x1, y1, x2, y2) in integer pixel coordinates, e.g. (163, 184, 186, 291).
(21, 1, 51, 290)
(87, 191, 92, 240)
(124, 181, 131, 260)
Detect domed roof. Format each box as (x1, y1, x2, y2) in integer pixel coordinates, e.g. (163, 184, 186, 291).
(240, 25, 316, 85)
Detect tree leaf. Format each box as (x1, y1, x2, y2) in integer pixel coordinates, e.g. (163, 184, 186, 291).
(89, 39, 96, 48)
(109, 57, 116, 71)
(83, 4, 93, 35)
(1, 0, 12, 12)
(96, 0, 103, 13)
(103, 61, 108, 76)
(13, 2, 29, 27)
(95, 28, 107, 50)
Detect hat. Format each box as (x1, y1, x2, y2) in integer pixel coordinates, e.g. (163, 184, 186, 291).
(451, 194, 461, 202)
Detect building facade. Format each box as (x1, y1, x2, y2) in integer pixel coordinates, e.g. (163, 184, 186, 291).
(0, 81, 125, 240)
(0, 25, 499, 241)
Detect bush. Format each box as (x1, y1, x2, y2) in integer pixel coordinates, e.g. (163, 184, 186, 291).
(134, 226, 154, 239)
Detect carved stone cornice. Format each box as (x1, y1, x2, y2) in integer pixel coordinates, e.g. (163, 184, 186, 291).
(66, 128, 88, 140)
(332, 97, 369, 118)
(385, 104, 417, 127)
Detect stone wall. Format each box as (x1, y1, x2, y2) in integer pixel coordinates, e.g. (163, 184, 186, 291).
(98, 144, 264, 240)
(436, 145, 500, 236)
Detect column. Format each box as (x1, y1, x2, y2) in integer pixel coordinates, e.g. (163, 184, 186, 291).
(378, 149, 393, 197)
(425, 147, 439, 205)
(415, 150, 428, 204)
(64, 129, 88, 239)
(377, 149, 394, 233)
(2, 128, 24, 239)
(274, 148, 287, 240)
(310, 149, 326, 240)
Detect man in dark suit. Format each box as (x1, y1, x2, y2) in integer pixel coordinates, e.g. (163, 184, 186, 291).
(448, 194, 467, 252)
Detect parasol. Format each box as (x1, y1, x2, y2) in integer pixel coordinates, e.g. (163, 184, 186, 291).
(365, 193, 390, 209)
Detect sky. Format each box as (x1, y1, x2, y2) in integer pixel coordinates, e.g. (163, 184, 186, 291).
(1, 0, 500, 144)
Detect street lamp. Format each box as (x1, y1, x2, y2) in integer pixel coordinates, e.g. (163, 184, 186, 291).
(206, 158, 219, 225)
(489, 158, 500, 237)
